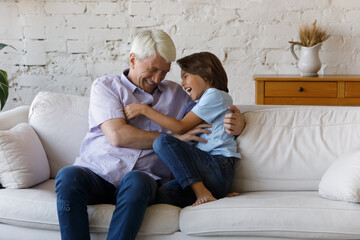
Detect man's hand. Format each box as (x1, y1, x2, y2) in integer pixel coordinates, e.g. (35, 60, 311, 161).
(224, 105, 245, 136)
(172, 123, 212, 143)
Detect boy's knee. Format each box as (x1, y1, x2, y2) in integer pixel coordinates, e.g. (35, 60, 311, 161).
(153, 134, 175, 153)
(153, 134, 166, 152)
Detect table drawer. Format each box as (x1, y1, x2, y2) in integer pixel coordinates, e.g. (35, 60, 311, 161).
(265, 82, 337, 97)
(345, 82, 360, 97)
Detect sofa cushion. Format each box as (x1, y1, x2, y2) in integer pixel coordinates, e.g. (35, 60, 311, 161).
(0, 123, 50, 188)
(29, 91, 90, 178)
(179, 192, 360, 239)
(0, 179, 181, 235)
(319, 148, 360, 202)
(234, 107, 360, 192)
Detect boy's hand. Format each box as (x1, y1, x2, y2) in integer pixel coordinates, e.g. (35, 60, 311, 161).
(172, 123, 212, 143)
(124, 103, 147, 120)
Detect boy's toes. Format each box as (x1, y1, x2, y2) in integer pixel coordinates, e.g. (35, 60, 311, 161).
(226, 192, 240, 197)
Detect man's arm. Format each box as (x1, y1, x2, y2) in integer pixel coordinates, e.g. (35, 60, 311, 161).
(224, 105, 246, 136)
(100, 118, 161, 149)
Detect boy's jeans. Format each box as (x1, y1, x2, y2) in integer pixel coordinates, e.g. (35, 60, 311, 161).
(154, 134, 237, 208)
(55, 167, 158, 240)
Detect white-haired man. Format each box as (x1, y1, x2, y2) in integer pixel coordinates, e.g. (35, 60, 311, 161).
(55, 29, 245, 240)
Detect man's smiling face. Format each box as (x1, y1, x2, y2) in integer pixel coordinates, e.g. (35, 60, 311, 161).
(128, 53, 171, 94)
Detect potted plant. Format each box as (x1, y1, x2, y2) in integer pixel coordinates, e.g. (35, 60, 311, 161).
(0, 43, 16, 110)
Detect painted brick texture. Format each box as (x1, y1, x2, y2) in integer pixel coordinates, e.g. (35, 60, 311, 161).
(0, 0, 359, 110)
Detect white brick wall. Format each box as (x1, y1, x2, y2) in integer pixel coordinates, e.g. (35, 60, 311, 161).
(0, 0, 359, 110)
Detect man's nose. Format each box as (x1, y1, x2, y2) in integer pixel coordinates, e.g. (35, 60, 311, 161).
(152, 71, 163, 84)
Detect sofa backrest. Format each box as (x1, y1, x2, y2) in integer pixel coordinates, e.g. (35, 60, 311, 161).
(233, 106, 360, 192)
(29, 92, 89, 178)
(28, 91, 360, 190)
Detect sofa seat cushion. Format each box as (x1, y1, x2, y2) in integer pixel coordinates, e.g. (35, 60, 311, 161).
(179, 191, 360, 239)
(0, 179, 181, 235)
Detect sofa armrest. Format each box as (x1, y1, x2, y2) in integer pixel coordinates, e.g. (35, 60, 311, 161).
(0, 106, 30, 131)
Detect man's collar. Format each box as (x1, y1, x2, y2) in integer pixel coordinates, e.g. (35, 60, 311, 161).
(121, 69, 137, 93)
(157, 82, 165, 92)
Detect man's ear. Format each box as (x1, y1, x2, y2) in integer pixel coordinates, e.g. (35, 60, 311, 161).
(129, 53, 136, 69)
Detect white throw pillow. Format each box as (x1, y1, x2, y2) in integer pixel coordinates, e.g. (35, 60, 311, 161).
(319, 148, 360, 202)
(0, 122, 50, 188)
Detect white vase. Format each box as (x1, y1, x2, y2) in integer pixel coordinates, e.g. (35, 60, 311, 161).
(290, 43, 322, 77)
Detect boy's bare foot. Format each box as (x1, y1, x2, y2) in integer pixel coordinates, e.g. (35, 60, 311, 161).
(190, 181, 217, 207)
(192, 189, 217, 206)
(226, 192, 240, 197)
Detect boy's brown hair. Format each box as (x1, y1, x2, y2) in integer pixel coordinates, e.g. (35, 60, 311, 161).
(176, 52, 229, 93)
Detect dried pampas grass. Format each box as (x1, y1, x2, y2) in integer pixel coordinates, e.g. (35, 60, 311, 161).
(289, 20, 329, 47)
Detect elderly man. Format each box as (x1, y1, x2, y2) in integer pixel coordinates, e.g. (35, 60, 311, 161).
(55, 29, 245, 240)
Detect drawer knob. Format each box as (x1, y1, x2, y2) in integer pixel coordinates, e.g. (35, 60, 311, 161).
(298, 87, 304, 92)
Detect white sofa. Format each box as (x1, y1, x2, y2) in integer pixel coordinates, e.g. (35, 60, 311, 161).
(1, 91, 360, 240)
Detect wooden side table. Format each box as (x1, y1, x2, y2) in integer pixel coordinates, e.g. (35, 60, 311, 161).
(254, 75, 360, 105)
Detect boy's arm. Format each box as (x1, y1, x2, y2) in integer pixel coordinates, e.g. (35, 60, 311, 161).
(101, 118, 212, 149)
(125, 103, 203, 134)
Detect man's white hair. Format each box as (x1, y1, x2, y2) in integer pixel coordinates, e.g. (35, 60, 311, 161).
(130, 29, 176, 63)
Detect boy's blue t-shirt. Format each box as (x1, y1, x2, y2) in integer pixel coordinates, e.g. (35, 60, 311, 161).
(191, 88, 241, 159)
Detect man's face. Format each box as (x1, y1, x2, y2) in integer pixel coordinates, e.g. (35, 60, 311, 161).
(129, 53, 171, 94)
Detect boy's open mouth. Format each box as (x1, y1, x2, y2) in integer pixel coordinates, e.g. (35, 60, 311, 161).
(184, 87, 192, 95)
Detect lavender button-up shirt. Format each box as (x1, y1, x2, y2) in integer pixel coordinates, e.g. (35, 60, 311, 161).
(74, 69, 194, 187)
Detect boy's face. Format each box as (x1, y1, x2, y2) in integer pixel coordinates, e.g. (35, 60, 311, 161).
(129, 53, 171, 94)
(180, 70, 211, 101)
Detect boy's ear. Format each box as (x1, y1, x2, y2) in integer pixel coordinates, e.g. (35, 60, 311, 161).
(129, 53, 136, 69)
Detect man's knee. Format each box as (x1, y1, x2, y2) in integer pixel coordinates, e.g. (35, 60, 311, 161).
(121, 171, 155, 191)
(117, 171, 157, 204)
(55, 166, 88, 194)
